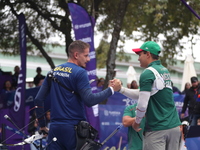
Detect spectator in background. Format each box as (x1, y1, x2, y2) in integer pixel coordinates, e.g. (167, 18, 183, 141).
(27, 82, 34, 88)
(181, 76, 200, 126)
(127, 83, 131, 89)
(0, 80, 13, 94)
(37, 79, 44, 86)
(130, 80, 139, 89)
(172, 81, 181, 94)
(181, 82, 191, 95)
(12, 65, 20, 89)
(97, 77, 105, 92)
(33, 67, 45, 87)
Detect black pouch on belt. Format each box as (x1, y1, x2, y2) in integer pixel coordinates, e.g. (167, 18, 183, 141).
(75, 121, 98, 150)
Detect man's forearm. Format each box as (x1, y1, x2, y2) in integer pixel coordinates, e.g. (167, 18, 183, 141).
(135, 91, 150, 124)
(119, 87, 139, 99)
(123, 116, 135, 127)
(80, 88, 113, 107)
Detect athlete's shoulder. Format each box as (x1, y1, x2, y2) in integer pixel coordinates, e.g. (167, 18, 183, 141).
(125, 104, 137, 111)
(54, 62, 86, 73)
(140, 68, 154, 79)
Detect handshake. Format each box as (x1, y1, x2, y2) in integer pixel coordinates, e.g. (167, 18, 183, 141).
(108, 79, 139, 100)
(108, 79, 122, 92)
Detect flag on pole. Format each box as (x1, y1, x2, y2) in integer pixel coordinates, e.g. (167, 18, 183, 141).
(6, 13, 27, 149)
(68, 2, 99, 131)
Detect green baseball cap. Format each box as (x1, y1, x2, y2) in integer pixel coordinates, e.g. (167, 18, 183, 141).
(132, 41, 161, 55)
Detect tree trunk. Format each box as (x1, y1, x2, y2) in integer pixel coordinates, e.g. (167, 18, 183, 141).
(101, 0, 131, 104)
(26, 28, 55, 69)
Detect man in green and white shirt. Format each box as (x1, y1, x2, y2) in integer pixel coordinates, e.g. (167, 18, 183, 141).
(123, 104, 145, 150)
(117, 41, 181, 150)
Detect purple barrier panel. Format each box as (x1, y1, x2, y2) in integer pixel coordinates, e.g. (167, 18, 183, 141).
(99, 105, 128, 149)
(107, 92, 137, 106)
(0, 106, 30, 150)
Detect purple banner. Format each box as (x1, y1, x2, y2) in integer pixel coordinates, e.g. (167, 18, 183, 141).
(68, 2, 96, 80)
(2, 13, 27, 149)
(68, 2, 99, 131)
(173, 94, 187, 117)
(99, 105, 128, 149)
(108, 93, 187, 118)
(10, 12, 27, 129)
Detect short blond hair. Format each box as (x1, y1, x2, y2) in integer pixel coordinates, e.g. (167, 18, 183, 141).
(68, 40, 90, 58)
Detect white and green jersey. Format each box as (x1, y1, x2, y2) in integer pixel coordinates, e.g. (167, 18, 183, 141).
(123, 104, 145, 150)
(139, 60, 181, 131)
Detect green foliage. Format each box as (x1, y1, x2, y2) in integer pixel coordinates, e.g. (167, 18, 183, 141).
(96, 38, 131, 69)
(1, 0, 200, 69)
(0, 0, 74, 68)
(0, 0, 68, 55)
(96, 0, 200, 67)
(96, 39, 109, 68)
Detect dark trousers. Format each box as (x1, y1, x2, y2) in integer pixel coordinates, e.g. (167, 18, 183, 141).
(47, 124, 76, 150)
(189, 114, 200, 126)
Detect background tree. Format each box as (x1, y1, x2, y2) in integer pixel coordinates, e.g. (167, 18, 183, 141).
(96, 0, 200, 67)
(0, 0, 74, 69)
(1, 0, 200, 92)
(0, 0, 104, 68)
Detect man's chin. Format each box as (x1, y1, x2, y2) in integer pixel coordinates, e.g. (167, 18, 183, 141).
(140, 65, 145, 68)
(81, 65, 86, 68)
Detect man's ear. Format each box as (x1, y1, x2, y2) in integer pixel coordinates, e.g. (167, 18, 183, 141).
(146, 51, 151, 58)
(146, 51, 151, 57)
(74, 52, 78, 59)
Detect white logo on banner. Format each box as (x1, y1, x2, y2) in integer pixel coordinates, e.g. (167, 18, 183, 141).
(79, 37, 92, 43)
(89, 51, 95, 59)
(104, 110, 109, 116)
(104, 110, 121, 116)
(87, 69, 96, 76)
(74, 22, 91, 30)
(26, 96, 34, 103)
(123, 98, 137, 106)
(102, 122, 110, 125)
(14, 87, 21, 112)
(14, 73, 23, 112)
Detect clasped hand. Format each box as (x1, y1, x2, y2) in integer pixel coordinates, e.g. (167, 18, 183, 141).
(109, 78, 122, 92)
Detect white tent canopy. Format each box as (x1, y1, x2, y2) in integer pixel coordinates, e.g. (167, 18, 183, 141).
(181, 54, 197, 91)
(126, 65, 137, 84)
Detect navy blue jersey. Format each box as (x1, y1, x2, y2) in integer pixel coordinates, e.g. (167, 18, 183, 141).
(35, 62, 113, 127)
(49, 62, 90, 124)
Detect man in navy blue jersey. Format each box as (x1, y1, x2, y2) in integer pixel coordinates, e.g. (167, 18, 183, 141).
(34, 40, 120, 150)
